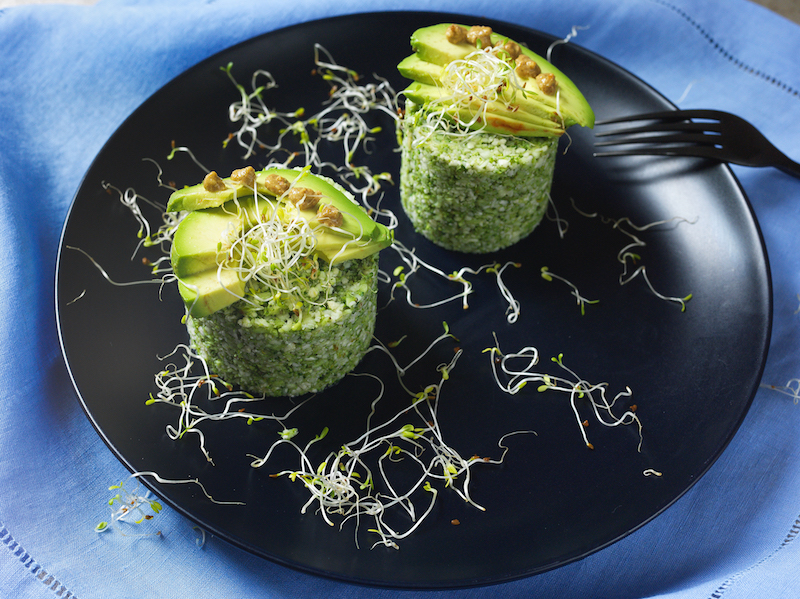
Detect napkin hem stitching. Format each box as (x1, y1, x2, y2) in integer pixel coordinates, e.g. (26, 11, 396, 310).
(706, 514, 800, 598)
(1, 523, 79, 599)
(651, 0, 799, 98)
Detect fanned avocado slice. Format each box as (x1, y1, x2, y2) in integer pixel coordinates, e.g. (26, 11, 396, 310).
(398, 54, 443, 86)
(398, 23, 594, 136)
(403, 81, 565, 137)
(176, 268, 246, 318)
(170, 206, 238, 278)
(169, 168, 393, 317)
(169, 167, 393, 264)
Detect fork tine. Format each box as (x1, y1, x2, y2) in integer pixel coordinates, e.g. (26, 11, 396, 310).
(594, 132, 718, 147)
(593, 145, 724, 160)
(594, 109, 723, 125)
(594, 120, 721, 138)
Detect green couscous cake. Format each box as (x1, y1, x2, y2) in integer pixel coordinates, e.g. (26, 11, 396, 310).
(186, 254, 378, 397)
(399, 103, 558, 253)
(396, 23, 594, 254)
(167, 167, 393, 397)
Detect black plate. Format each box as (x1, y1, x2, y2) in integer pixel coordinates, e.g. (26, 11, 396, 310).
(55, 11, 771, 589)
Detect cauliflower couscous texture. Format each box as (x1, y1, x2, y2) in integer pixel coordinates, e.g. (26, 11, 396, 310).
(399, 104, 559, 254)
(186, 253, 378, 397)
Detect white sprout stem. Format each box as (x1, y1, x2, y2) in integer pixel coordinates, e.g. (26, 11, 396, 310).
(486, 339, 643, 451)
(129, 471, 245, 505)
(619, 265, 691, 312)
(540, 266, 599, 315)
(103, 178, 184, 256)
(544, 193, 569, 239)
(546, 25, 589, 63)
(385, 242, 523, 320)
(66, 246, 168, 288)
(761, 379, 800, 403)
(166, 144, 212, 174)
(569, 200, 696, 310)
(141, 157, 177, 191)
(101, 182, 152, 241)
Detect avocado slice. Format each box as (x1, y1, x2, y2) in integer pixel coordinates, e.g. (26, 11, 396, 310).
(403, 81, 565, 137)
(169, 168, 393, 317)
(167, 176, 252, 213)
(399, 23, 594, 135)
(170, 206, 238, 278)
(176, 267, 246, 318)
(167, 167, 270, 212)
(169, 168, 382, 230)
(397, 54, 443, 86)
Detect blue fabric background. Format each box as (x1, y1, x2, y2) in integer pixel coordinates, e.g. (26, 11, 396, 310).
(1, 0, 798, 597)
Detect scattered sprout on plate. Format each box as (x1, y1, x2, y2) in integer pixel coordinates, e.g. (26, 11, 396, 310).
(570, 198, 696, 310)
(540, 266, 599, 315)
(484, 337, 643, 452)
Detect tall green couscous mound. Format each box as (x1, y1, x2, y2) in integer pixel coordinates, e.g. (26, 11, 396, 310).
(400, 102, 558, 253)
(397, 23, 593, 253)
(186, 254, 378, 397)
(167, 167, 393, 397)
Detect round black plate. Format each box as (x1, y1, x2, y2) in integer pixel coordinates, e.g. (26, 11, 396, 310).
(55, 11, 771, 589)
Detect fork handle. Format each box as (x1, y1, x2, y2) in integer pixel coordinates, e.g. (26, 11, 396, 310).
(775, 153, 800, 179)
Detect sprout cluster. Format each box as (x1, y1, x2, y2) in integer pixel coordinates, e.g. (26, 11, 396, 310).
(221, 45, 397, 205)
(95, 471, 240, 538)
(95, 477, 163, 537)
(147, 324, 522, 549)
(148, 343, 314, 464)
(406, 42, 565, 149)
(217, 192, 348, 314)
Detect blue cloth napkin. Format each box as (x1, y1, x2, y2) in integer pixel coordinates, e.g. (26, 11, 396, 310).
(1, 0, 799, 597)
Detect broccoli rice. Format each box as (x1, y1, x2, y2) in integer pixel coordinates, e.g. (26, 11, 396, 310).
(399, 104, 559, 254)
(186, 253, 378, 397)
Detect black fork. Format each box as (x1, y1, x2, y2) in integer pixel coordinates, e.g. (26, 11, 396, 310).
(593, 109, 800, 178)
